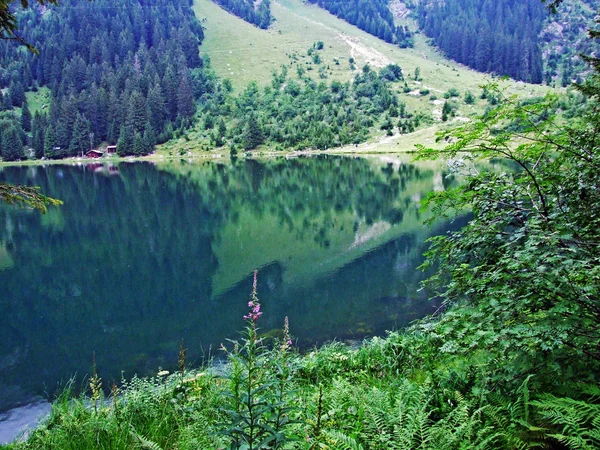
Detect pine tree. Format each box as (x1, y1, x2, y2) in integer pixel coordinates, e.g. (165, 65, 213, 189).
(21, 100, 31, 132)
(177, 74, 195, 119)
(442, 101, 451, 122)
(69, 114, 91, 157)
(142, 121, 156, 154)
(32, 117, 45, 159)
(243, 113, 263, 150)
(55, 120, 69, 151)
(44, 125, 56, 159)
(117, 125, 133, 156)
(127, 91, 147, 133)
(107, 120, 118, 145)
(2, 125, 24, 161)
(132, 132, 145, 156)
(2, 93, 11, 111)
(147, 81, 167, 134)
(163, 66, 179, 121)
(9, 80, 25, 107)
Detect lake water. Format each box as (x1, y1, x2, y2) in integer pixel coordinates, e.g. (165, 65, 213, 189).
(0, 155, 463, 443)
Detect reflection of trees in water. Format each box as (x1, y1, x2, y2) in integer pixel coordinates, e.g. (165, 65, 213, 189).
(164, 156, 436, 247)
(0, 157, 448, 409)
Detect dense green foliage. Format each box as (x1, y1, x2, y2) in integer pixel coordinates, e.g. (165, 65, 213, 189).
(213, 0, 272, 29)
(415, 0, 545, 83)
(416, 81, 600, 381)
(306, 0, 413, 48)
(197, 62, 422, 151)
(0, 0, 204, 159)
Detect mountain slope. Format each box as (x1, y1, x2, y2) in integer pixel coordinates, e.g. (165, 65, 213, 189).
(412, 0, 597, 84)
(0, 0, 204, 161)
(414, 0, 546, 83)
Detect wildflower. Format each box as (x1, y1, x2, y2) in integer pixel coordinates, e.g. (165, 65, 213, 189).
(281, 316, 293, 351)
(244, 270, 262, 322)
(157, 370, 170, 377)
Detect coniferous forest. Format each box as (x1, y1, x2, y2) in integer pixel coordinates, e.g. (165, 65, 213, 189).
(306, 0, 414, 48)
(212, 0, 272, 29)
(0, 0, 204, 161)
(415, 0, 545, 83)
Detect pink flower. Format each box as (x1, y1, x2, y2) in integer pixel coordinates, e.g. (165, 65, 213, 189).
(244, 270, 262, 322)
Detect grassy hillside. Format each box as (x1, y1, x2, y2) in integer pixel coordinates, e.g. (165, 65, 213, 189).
(194, 0, 549, 95)
(24, 87, 51, 116)
(167, 0, 552, 155)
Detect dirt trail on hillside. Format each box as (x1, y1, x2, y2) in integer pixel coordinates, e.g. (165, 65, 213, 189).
(274, 1, 392, 68)
(339, 34, 391, 68)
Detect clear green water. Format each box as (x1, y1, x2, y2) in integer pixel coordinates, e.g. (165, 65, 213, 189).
(0, 155, 463, 439)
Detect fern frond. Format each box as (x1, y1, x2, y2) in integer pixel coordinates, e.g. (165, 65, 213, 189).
(323, 430, 365, 450)
(129, 425, 163, 450)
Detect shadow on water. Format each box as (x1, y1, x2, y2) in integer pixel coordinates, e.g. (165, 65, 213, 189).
(0, 155, 465, 441)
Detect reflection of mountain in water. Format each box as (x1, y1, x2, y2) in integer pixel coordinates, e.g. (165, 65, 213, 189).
(0, 156, 458, 416)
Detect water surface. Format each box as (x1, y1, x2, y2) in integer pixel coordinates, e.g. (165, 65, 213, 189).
(0, 155, 461, 442)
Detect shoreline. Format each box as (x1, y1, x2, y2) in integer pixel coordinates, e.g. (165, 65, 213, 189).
(0, 147, 422, 168)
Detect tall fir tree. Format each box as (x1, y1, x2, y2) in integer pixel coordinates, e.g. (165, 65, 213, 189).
(69, 113, 91, 157)
(9, 80, 25, 107)
(142, 121, 156, 154)
(132, 132, 145, 156)
(2, 125, 24, 161)
(31, 114, 45, 159)
(117, 125, 133, 156)
(21, 100, 31, 132)
(243, 113, 263, 150)
(177, 74, 195, 119)
(44, 125, 56, 159)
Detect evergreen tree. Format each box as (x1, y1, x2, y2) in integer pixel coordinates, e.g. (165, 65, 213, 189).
(163, 67, 179, 121)
(464, 91, 475, 105)
(21, 100, 31, 132)
(442, 101, 451, 122)
(1, 125, 23, 161)
(132, 132, 145, 156)
(107, 120, 118, 145)
(243, 113, 263, 150)
(117, 125, 133, 156)
(127, 91, 147, 133)
(69, 114, 91, 157)
(147, 81, 167, 135)
(215, 118, 227, 147)
(32, 115, 45, 159)
(9, 80, 25, 107)
(305, 0, 412, 47)
(44, 125, 56, 159)
(142, 121, 156, 154)
(177, 75, 195, 119)
(2, 92, 11, 111)
(55, 120, 69, 150)
(415, 0, 545, 83)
